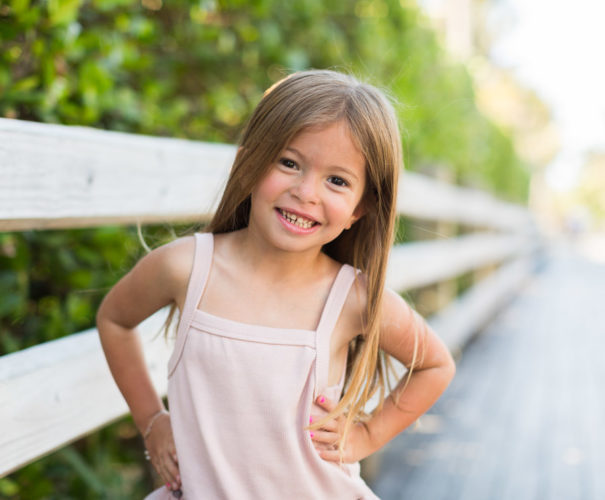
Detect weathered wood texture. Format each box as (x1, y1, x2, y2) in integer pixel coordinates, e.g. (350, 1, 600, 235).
(371, 248, 605, 500)
(397, 172, 533, 231)
(0, 311, 172, 476)
(0, 118, 235, 230)
(386, 233, 536, 291)
(428, 256, 537, 352)
(364, 255, 535, 414)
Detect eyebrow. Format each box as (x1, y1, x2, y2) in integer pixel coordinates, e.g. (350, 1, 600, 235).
(284, 146, 362, 182)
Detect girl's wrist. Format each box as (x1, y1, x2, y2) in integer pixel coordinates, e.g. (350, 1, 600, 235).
(344, 422, 374, 463)
(355, 421, 378, 461)
(142, 408, 169, 440)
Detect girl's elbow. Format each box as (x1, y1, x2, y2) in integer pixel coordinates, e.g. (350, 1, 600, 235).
(96, 295, 111, 328)
(442, 353, 456, 386)
(96, 303, 110, 340)
(96, 295, 121, 337)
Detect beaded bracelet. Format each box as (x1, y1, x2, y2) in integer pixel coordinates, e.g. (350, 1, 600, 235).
(143, 409, 168, 440)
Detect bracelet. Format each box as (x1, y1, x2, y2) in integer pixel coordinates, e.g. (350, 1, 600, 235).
(143, 409, 168, 440)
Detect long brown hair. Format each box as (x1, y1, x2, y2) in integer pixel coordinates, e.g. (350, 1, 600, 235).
(169, 70, 404, 447)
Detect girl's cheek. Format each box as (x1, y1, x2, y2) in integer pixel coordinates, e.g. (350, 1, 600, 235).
(253, 170, 290, 199)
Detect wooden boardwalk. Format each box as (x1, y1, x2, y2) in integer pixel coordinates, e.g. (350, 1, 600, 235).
(370, 245, 605, 500)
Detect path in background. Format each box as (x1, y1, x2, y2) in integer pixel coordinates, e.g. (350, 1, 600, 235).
(371, 244, 605, 500)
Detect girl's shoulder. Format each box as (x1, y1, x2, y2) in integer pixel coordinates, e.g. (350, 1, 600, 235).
(97, 235, 198, 328)
(341, 271, 419, 339)
(337, 269, 368, 341)
(129, 235, 197, 305)
(147, 234, 196, 279)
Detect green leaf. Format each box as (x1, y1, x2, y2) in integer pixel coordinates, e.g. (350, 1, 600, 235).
(57, 447, 105, 494)
(0, 477, 19, 496)
(12, 75, 39, 91)
(10, 0, 31, 18)
(47, 0, 82, 27)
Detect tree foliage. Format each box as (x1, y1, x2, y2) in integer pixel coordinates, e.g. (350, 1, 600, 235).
(1, 0, 529, 196)
(0, 0, 529, 496)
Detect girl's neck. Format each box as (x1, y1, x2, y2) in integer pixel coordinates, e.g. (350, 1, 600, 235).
(229, 228, 330, 282)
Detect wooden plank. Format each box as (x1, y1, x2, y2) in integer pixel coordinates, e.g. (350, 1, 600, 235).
(0, 252, 537, 477)
(0, 214, 207, 232)
(364, 255, 535, 417)
(0, 118, 235, 231)
(386, 232, 537, 291)
(1, 119, 534, 232)
(398, 171, 534, 231)
(0, 309, 172, 477)
(428, 256, 536, 352)
(372, 250, 605, 500)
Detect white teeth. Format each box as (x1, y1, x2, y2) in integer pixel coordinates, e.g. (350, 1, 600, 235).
(280, 209, 315, 229)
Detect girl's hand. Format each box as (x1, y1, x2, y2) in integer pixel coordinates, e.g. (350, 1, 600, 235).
(309, 395, 374, 463)
(143, 412, 182, 492)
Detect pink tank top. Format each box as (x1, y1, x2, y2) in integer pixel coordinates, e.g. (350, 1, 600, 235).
(145, 233, 379, 499)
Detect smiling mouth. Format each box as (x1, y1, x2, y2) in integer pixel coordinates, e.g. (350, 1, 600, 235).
(278, 209, 318, 229)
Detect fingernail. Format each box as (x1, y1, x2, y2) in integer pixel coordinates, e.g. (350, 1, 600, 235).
(309, 416, 313, 423)
(166, 483, 171, 489)
(319, 396, 325, 403)
(310, 432, 314, 438)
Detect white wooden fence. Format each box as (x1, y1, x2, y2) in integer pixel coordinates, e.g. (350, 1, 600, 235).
(0, 117, 540, 477)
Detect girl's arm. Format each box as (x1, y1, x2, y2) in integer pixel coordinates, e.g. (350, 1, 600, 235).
(96, 236, 194, 490)
(312, 288, 456, 462)
(363, 288, 455, 454)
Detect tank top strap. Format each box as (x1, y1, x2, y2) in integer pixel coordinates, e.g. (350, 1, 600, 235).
(314, 263, 357, 397)
(167, 232, 214, 377)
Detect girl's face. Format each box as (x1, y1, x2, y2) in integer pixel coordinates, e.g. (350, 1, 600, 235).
(248, 120, 366, 256)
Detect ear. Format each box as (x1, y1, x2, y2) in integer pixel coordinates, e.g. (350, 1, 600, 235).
(345, 201, 366, 230)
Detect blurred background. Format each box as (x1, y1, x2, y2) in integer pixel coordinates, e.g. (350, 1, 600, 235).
(1, 0, 603, 498)
(420, 0, 605, 253)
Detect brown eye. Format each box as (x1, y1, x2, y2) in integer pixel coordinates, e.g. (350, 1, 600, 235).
(280, 158, 298, 169)
(328, 176, 347, 187)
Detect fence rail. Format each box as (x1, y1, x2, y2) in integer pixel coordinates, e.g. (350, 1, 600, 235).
(0, 118, 540, 477)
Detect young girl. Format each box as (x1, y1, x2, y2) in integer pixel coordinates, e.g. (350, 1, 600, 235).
(97, 70, 455, 499)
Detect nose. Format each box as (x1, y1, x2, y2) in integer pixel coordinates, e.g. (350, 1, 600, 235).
(292, 172, 320, 204)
